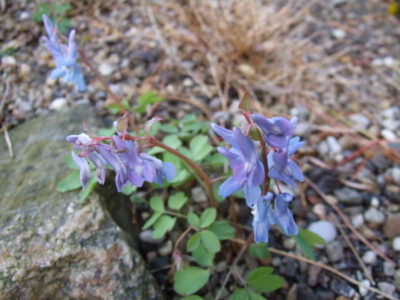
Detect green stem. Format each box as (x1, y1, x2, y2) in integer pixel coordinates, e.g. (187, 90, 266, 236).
(150, 138, 217, 209)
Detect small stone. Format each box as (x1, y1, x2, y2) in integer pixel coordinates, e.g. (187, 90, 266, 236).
(362, 251, 377, 265)
(159, 240, 172, 256)
(308, 221, 337, 244)
(283, 238, 295, 250)
(99, 62, 116, 76)
(359, 280, 370, 296)
(237, 63, 255, 77)
(191, 187, 207, 203)
(295, 122, 312, 137)
(334, 187, 363, 205)
(383, 56, 396, 67)
(332, 29, 346, 39)
(383, 262, 396, 276)
(326, 241, 344, 262)
(381, 129, 397, 141)
(378, 282, 396, 296)
(384, 214, 400, 238)
(393, 237, 400, 251)
(349, 114, 370, 130)
(364, 207, 385, 225)
(49, 98, 67, 111)
(182, 78, 193, 87)
(381, 119, 400, 131)
(371, 197, 380, 207)
(1, 55, 16, 67)
(392, 168, 400, 185)
(326, 136, 342, 160)
(395, 270, 400, 287)
(312, 203, 326, 218)
(139, 230, 164, 244)
(351, 214, 364, 228)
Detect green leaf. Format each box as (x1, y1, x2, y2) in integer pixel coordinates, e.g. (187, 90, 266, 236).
(230, 289, 267, 300)
(143, 212, 163, 230)
(171, 169, 191, 187)
(79, 177, 97, 202)
(106, 99, 131, 115)
(163, 151, 182, 169)
(163, 135, 182, 150)
(209, 221, 235, 240)
(54, 3, 72, 15)
(205, 153, 228, 167)
(249, 243, 270, 259)
(153, 215, 176, 239)
(168, 192, 188, 210)
(245, 267, 285, 293)
(187, 232, 202, 252)
(121, 184, 137, 195)
(160, 124, 179, 133)
(173, 267, 210, 296)
(136, 91, 164, 113)
(150, 196, 164, 212)
(182, 296, 204, 300)
(299, 229, 326, 246)
(199, 208, 217, 228)
(200, 230, 221, 253)
(57, 170, 82, 192)
(192, 244, 215, 267)
(33, 4, 50, 23)
(293, 234, 316, 261)
(187, 213, 200, 229)
(65, 154, 79, 170)
(57, 18, 72, 34)
(190, 135, 213, 162)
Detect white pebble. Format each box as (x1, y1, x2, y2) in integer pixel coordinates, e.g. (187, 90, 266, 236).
(371, 197, 380, 207)
(308, 221, 337, 244)
(49, 98, 67, 111)
(1, 56, 16, 67)
(364, 207, 385, 225)
(393, 237, 400, 251)
(359, 280, 371, 296)
(312, 203, 326, 218)
(351, 214, 364, 228)
(383, 56, 396, 67)
(99, 62, 115, 76)
(392, 168, 400, 185)
(362, 251, 377, 265)
(332, 29, 346, 39)
(381, 129, 397, 141)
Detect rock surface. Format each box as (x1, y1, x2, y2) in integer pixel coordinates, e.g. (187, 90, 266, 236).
(0, 106, 163, 299)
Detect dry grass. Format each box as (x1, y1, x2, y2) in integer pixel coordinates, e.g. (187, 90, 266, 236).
(146, 0, 317, 109)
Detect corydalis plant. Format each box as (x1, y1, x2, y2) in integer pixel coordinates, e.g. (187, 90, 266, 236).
(42, 15, 86, 91)
(212, 113, 304, 243)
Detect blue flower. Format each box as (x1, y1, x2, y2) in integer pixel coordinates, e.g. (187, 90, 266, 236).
(211, 123, 264, 198)
(252, 114, 298, 149)
(274, 193, 298, 236)
(112, 136, 176, 187)
(267, 137, 304, 187)
(245, 187, 276, 243)
(42, 15, 86, 92)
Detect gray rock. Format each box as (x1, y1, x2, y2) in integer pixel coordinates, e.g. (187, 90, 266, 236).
(392, 168, 400, 185)
(334, 187, 363, 205)
(384, 262, 396, 277)
(384, 214, 400, 238)
(191, 186, 208, 203)
(326, 241, 344, 263)
(349, 114, 370, 130)
(294, 122, 312, 137)
(362, 251, 377, 265)
(393, 237, 400, 251)
(378, 282, 396, 296)
(49, 98, 68, 111)
(0, 105, 163, 299)
(364, 207, 385, 225)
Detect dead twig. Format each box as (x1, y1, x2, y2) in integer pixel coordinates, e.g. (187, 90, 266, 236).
(305, 177, 394, 264)
(332, 214, 375, 284)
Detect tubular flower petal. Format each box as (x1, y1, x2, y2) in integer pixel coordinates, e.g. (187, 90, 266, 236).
(42, 15, 86, 91)
(212, 123, 264, 198)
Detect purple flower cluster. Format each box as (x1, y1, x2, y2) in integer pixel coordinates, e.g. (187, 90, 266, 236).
(212, 114, 304, 243)
(42, 15, 86, 91)
(67, 130, 175, 192)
